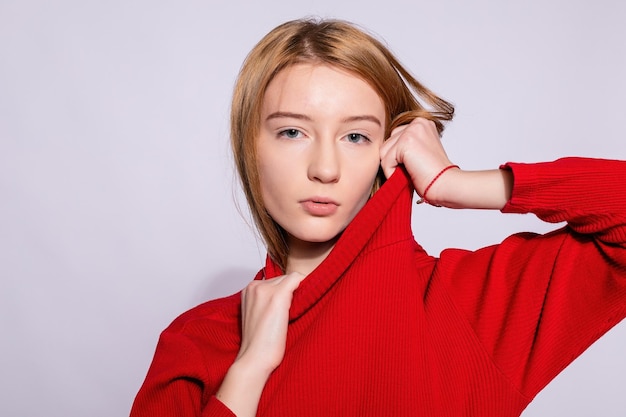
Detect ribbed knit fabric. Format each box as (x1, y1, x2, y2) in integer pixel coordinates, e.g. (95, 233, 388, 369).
(130, 157, 626, 417)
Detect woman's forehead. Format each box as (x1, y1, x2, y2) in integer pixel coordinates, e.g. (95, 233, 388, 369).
(262, 63, 385, 120)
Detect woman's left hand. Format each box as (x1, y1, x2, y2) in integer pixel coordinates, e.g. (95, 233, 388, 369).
(380, 117, 455, 202)
(379, 116, 512, 209)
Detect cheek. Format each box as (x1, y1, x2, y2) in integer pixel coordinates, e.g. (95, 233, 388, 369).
(257, 145, 281, 192)
(258, 166, 281, 208)
(257, 151, 297, 212)
(259, 149, 292, 177)
(350, 156, 382, 205)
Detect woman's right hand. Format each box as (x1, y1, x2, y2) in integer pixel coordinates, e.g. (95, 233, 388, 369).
(215, 272, 306, 417)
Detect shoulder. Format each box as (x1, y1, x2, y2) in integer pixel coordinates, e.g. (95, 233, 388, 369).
(163, 292, 242, 338)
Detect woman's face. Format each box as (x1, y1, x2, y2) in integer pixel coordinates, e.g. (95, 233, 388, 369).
(257, 63, 386, 251)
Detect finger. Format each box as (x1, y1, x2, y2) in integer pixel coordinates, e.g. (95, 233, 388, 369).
(278, 272, 306, 292)
(390, 122, 410, 135)
(380, 154, 398, 179)
(380, 127, 408, 179)
(379, 124, 407, 159)
(380, 136, 402, 179)
(243, 273, 304, 306)
(379, 135, 396, 161)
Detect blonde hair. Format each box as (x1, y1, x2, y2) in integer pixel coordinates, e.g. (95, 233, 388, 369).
(231, 18, 454, 269)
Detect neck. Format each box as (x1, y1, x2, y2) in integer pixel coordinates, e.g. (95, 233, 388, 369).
(285, 235, 340, 276)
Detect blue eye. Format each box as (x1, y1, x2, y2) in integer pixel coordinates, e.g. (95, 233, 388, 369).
(345, 133, 369, 143)
(279, 129, 302, 139)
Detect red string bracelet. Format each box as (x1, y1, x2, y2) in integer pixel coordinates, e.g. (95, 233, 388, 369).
(416, 164, 459, 206)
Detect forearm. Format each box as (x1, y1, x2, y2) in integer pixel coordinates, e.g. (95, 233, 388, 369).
(215, 359, 272, 417)
(424, 167, 513, 210)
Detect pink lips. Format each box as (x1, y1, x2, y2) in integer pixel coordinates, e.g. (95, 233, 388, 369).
(300, 198, 339, 216)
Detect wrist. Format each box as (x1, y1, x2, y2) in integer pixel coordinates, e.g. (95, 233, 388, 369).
(421, 168, 512, 210)
(216, 359, 273, 417)
(417, 165, 460, 207)
(230, 354, 275, 385)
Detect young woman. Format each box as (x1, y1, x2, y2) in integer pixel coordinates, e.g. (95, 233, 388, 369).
(130, 18, 626, 417)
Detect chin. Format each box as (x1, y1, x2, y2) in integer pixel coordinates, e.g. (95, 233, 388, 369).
(290, 228, 344, 246)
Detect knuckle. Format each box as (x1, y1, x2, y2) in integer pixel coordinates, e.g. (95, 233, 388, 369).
(245, 280, 269, 297)
(245, 280, 261, 291)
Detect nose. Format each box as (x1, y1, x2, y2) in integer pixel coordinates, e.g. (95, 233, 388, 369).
(307, 140, 340, 183)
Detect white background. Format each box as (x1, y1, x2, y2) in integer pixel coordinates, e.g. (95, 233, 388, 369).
(1, 1, 625, 416)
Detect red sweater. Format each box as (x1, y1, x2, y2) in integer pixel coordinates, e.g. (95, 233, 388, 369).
(131, 158, 626, 416)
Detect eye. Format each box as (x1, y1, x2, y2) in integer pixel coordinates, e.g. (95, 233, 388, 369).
(345, 133, 370, 144)
(278, 128, 302, 139)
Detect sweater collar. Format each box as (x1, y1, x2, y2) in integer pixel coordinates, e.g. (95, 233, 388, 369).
(261, 167, 421, 321)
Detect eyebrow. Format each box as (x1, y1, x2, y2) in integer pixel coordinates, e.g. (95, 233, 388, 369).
(266, 111, 312, 122)
(266, 111, 382, 127)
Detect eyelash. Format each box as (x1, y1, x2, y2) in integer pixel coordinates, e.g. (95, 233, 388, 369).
(345, 133, 370, 144)
(278, 129, 303, 139)
(277, 129, 371, 144)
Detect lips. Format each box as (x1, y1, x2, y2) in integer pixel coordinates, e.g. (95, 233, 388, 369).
(300, 197, 339, 216)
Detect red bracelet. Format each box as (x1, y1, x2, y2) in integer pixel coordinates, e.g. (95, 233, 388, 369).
(416, 164, 459, 206)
